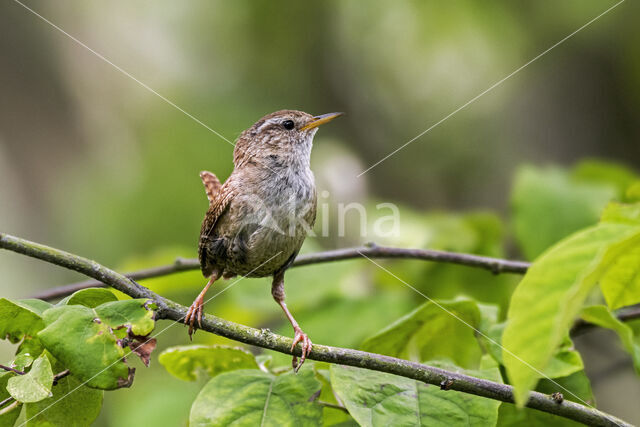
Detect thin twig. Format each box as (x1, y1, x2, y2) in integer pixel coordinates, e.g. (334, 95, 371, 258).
(0, 232, 631, 427)
(0, 364, 25, 375)
(52, 369, 70, 385)
(31, 244, 530, 301)
(614, 303, 640, 323)
(0, 396, 15, 409)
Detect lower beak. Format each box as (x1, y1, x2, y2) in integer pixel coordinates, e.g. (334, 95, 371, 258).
(300, 112, 343, 131)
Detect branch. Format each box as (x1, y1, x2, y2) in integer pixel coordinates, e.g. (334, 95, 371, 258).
(53, 369, 70, 384)
(0, 365, 25, 375)
(0, 233, 631, 426)
(31, 244, 531, 301)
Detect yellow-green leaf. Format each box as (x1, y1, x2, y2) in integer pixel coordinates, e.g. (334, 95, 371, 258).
(361, 299, 483, 368)
(601, 202, 640, 225)
(580, 305, 640, 373)
(598, 233, 640, 309)
(503, 223, 640, 405)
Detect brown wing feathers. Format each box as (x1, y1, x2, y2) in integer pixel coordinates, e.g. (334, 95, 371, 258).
(198, 172, 234, 277)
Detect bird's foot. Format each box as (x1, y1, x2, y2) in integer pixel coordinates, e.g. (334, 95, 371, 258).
(290, 326, 313, 372)
(184, 295, 205, 339)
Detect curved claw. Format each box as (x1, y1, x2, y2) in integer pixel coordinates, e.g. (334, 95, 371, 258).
(184, 296, 205, 340)
(291, 327, 313, 372)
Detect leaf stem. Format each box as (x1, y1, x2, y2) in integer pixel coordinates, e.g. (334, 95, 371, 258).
(0, 232, 632, 427)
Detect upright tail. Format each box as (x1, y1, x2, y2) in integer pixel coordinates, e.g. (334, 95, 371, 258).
(199, 171, 222, 205)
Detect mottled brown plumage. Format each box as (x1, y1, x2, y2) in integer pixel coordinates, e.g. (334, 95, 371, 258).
(185, 109, 342, 370)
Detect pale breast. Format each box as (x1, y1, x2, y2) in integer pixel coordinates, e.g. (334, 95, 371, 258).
(212, 165, 316, 277)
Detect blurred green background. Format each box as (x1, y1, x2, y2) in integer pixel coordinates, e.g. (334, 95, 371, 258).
(1, 1, 639, 425)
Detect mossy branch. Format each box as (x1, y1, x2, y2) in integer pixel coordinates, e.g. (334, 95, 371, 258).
(0, 232, 632, 427)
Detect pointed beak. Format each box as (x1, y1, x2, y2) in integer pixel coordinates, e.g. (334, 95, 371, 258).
(300, 112, 343, 131)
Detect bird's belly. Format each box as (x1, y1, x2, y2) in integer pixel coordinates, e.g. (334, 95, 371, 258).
(217, 193, 313, 277)
(228, 226, 304, 277)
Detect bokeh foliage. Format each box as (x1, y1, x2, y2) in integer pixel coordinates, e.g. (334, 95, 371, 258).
(2, 0, 640, 425)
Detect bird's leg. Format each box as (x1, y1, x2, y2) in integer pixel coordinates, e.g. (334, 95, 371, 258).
(185, 270, 220, 339)
(272, 271, 312, 372)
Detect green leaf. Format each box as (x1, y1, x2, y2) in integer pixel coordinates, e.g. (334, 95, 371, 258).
(497, 370, 594, 426)
(25, 373, 103, 427)
(15, 338, 45, 368)
(0, 372, 22, 427)
(159, 345, 258, 382)
(580, 305, 640, 373)
(330, 363, 501, 427)
(540, 340, 584, 380)
(502, 223, 640, 405)
(94, 299, 156, 337)
(189, 368, 322, 427)
(0, 299, 46, 342)
(482, 323, 583, 379)
(38, 299, 155, 390)
(571, 159, 638, 198)
(597, 233, 640, 309)
(7, 355, 53, 403)
(511, 165, 615, 260)
(626, 181, 640, 202)
(601, 202, 640, 225)
(314, 366, 356, 426)
(58, 288, 118, 308)
(17, 300, 53, 316)
(12, 354, 35, 372)
(361, 299, 483, 369)
(38, 305, 129, 390)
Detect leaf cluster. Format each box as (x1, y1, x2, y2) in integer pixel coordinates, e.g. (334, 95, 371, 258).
(0, 289, 157, 426)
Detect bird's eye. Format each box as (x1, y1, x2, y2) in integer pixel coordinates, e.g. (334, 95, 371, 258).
(282, 120, 295, 130)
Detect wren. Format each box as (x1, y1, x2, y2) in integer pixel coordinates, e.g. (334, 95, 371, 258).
(186, 110, 342, 370)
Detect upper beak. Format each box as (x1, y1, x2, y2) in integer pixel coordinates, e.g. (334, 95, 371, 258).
(300, 112, 343, 131)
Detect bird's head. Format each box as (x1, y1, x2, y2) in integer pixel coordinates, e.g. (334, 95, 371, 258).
(233, 110, 342, 168)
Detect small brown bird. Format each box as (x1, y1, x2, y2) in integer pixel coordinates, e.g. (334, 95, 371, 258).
(186, 109, 342, 370)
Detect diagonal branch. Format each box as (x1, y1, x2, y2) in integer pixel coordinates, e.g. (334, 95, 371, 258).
(31, 244, 530, 301)
(0, 232, 631, 426)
